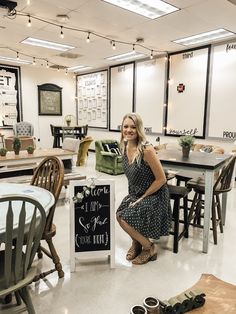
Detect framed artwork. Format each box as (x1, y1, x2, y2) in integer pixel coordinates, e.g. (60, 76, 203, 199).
(0, 64, 22, 128)
(38, 83, 62, 116)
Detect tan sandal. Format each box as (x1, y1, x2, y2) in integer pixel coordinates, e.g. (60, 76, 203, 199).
(132, 243, 158, 265)
(126, 241, 142, 261)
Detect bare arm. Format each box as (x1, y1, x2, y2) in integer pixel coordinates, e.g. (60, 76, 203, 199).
(142, 145, 167, 198)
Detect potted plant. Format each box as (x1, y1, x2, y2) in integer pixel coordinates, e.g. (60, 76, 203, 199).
(27, 145, 35, 154)
(12, 137, 21, 155)
(65, 116, 72, 126)
(178, 135, 195, 158)
(0, 147, 7, 157)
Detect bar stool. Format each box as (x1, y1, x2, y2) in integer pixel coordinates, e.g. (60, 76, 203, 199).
(168, 185, 191, 253)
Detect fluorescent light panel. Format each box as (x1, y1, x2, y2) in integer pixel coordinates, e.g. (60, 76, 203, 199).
(21, 37, 75, 51)
(173, 28, 236, 46)
(68, 65, 92, 72)
(102, 0, 179, 19)
(105, 51, 146, 61)
(0, 55, 32, 64)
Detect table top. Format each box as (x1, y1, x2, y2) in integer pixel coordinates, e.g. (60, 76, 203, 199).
(0, 183, 54, 236)
(0, 148, 77, 165)
(157, 149, 231, 170)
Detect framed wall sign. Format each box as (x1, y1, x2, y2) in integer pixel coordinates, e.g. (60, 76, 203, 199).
(0, 64, 22, 128)
(109, 62, 134, 132)
(208, 41, 236, 140)
(135, 58, 166, 134)
(38, 83, 62, 116)
(76, 70, 108, 128)
(165, 46, 210, 138)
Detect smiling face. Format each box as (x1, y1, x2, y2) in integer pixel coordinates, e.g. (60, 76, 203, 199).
(122, 117, 138, 142)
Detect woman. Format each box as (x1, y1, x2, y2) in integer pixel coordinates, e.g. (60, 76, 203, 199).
(116, 113, 171, 265)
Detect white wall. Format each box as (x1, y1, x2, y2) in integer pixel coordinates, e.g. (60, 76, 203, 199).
(20, 66, 76, 148)
(0, 62, 235, 154)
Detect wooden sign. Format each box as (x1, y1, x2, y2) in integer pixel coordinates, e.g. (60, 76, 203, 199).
(69, 179, 115, 270)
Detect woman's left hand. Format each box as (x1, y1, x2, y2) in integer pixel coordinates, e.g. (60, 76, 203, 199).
(128, 197, 143, 208)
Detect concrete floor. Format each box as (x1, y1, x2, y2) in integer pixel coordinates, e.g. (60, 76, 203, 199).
(1, 152, 236, 314)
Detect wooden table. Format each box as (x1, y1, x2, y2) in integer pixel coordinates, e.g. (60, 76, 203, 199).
(157, 149, 231, 253)
(0, 148, 77, 178)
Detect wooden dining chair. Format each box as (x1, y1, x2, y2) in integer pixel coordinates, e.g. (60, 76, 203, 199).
(30, 156, 65, 280)
(187, 155, 236, 244)
(0, 195, 46, 314)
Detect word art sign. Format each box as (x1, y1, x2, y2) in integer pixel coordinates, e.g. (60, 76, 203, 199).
(70, 179, 115, 270)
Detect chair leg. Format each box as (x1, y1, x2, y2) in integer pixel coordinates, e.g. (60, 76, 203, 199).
(14, 290, 22, 305)
(18, 286, 35, 314)
(46, 238, 64, 278)
(173, 198, 180, 253)
(216, 194, 224, 233)
(37, 243, 43, 259)
(211, 197, 217, 245)
(188, 192, 198, 223)
(183, 196, 189, 238)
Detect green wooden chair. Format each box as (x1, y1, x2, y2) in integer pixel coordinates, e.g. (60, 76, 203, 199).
(0, 195, 46, 314)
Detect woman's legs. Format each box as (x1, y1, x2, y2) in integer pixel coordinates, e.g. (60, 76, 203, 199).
(117, 215, 158, 264)
(117, 215, 151, 249)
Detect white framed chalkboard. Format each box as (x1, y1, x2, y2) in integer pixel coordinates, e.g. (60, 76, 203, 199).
(109, 62, 134, 131)
(208, 41, 236, 140)
(69, 179, 115, 270)
(165, 46, 210, 138)
(76, 70, 108, 129)
(135, 58, 166, 134)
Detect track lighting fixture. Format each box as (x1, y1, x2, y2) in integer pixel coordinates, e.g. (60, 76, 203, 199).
(86, 32, 90, 43)
(27, 15, 31, 27)
(60, 26, 64, 39)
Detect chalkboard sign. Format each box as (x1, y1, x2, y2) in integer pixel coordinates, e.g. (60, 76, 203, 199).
(69, 179, 115, 270)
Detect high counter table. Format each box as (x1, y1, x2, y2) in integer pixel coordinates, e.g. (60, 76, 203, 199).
(157, 149, 231, 253)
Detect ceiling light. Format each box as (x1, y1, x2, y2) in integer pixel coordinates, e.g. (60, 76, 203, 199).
(0, 55, 32, 64)
(173, 28, 236, 46)
(21, 37, 75, 51)
(105, 51, 146, 62)
(67, 65, 92, 72)
(102, 0, 179, 19)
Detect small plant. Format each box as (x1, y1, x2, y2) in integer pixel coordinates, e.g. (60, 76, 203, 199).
(0, 147, 7, 157)
(27, 145, 35, 154)
(178, 135, 195, 148)
(12, 137, 21, 155)
(65, 115, 72, 126)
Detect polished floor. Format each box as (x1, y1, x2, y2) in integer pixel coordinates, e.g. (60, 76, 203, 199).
(1, 152, 236, 314)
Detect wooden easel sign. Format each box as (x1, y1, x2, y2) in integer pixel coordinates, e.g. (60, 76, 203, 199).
(69, 179, 115, 270)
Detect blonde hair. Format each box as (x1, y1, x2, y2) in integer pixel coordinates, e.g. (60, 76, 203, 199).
(120, 113, 147, 163)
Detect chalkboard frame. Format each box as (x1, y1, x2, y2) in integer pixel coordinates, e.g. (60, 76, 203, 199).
(164, 45, 210, 139)
(69, 179, 115, 270)
(109, 61, 135, 132)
